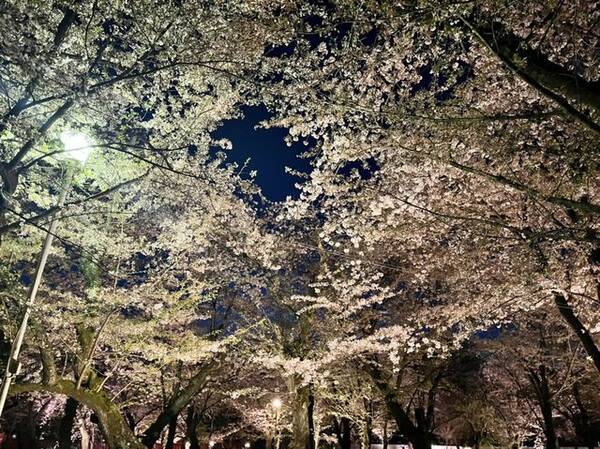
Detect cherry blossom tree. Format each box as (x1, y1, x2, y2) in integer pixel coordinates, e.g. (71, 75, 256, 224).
(1, 1, 599, 448)
(260, 0, 600, 377)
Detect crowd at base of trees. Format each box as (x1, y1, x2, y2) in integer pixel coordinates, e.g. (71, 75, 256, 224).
(0, 0, 598, 449)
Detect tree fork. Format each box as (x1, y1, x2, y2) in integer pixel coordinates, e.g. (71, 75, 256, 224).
(366, 363, 432, 449)
(141, 362, 215, 448)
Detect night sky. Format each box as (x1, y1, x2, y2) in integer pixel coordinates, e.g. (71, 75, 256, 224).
(211, 105, 313, 202)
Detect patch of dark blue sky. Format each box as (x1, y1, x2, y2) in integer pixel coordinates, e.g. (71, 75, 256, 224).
(210, 105, 313, 202)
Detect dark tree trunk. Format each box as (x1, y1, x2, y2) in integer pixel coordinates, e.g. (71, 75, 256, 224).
(363, 399, 373, 449)
(367, 365, 432, 449)
(554, 293, 600, 375)
(473, 430, 482, 449)
(413, 407, 433, 449)
(540, 399, 557, 449)
(58, 398, 79, 449)
(528, 365, 556, 449)
(307, 386, 316, 449)
(341, 418, 352, 449)
(165, 414, 178, 449)
(383, 394, 431, 449)
(289, 376, 311, 449)
(572, 383, 595, 449)
(411, 433, 433, 449)
(187, 407, 201, 449)
(333, 417, 352, 449)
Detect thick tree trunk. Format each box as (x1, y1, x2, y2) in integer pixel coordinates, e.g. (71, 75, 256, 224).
(141, 363, 214, 448)
(289, 376, 312, 449)
(342, 418, 352, 449)
(572, 383, 595, 449)
(367, 366, 432, 449)
(383, 393, 431, 449)
(540, 398, 556, 449)
(187, 407, 201, 449)
(11, 380, 145, 449)
(554, 293, 600, 375)
(473, 431, 481, 449)
(410, 433, 433, 449)
(334, 417, 352, 449)
(58, 398, 79, 449)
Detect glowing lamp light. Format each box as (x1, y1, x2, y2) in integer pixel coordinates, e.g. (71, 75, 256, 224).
(271, 398, 282, 410)
(60, 131, 92, 164)
(245, 443, 251, 448)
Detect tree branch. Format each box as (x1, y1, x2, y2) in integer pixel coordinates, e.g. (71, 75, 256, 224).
(10, 380, 145, 449)
(553, 292, 600, 376)
(461, 16, 600, 134)
(6, 99, 74, 170)
(141, 362, 218, 448)
(0, 171, 148, 235)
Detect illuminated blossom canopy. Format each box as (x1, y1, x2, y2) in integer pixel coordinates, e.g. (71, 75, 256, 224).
(0, 1, 598, 449)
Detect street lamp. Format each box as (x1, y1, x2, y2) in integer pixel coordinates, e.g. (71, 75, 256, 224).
(60, 131, 93, 164)
(0, 131, 92, 417)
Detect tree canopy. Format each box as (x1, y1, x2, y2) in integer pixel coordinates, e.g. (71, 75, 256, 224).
(0, 1, 598, 449)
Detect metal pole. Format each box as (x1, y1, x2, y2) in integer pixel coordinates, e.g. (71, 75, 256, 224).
(0, 169, 71, 418)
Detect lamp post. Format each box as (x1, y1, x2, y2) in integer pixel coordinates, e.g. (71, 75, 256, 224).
(271, 398, 282, 449)
(0, 132, 92, 418)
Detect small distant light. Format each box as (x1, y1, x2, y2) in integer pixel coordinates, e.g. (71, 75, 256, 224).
(245, 443, 251, 448)
(272, 398, 282, 410)
(60, 131, 92, 164)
